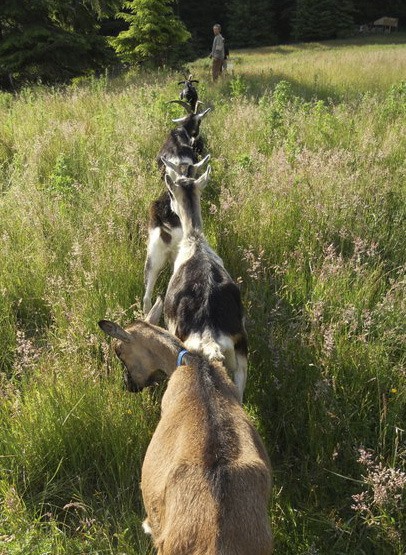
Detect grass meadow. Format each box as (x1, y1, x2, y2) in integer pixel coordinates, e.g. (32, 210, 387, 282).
(0, 35, 405, 554)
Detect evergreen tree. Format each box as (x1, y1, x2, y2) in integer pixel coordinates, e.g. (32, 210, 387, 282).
(177, 0, 229, 56)
(273, 0, 296, 42)
(110, 0, 190, 67)
(294, 0, 354, 41)
(0, 0, 118, 87)
(335, 0, 355, 37)
(227, 0, 276, 47)
(293, 0, 319, 41)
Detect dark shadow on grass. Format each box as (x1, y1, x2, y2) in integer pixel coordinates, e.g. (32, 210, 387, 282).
(318, 32, 406, 48)
(237, 32, 406, 56)
(222, 67, 392, 103)
(223, 70, 346, 103)
(217, 33, 406, 103)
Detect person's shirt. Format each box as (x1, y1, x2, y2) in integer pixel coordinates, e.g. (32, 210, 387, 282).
(211, 34, 225, 60)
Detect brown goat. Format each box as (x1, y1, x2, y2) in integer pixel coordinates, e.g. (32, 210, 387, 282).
(98, 300, 273, 555)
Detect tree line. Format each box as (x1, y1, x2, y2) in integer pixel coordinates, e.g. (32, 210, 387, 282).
(0, 0, 404, 88)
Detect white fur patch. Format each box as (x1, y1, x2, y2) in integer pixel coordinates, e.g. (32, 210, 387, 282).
(146, 227, 168, 259)
(234, 352, 248, 403)
(142, 519, 153, 535)
(172, 238, 224, 275)
(184, 331, 232, 363)
(173, 238, 197, 273)
(184, 331, 246, 401)
(144, 226, 183, 313)
(169, 226, 183, 263)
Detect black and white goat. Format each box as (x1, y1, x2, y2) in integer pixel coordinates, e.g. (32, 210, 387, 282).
(143, 103, 211, 314)
(178, 74, 199, 112)
(160, 158, 248, 403)
(156, 100, 210, 170)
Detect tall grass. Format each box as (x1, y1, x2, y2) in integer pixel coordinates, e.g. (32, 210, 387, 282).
(1, 37, 405, 553)
(211, 33, 406, 101)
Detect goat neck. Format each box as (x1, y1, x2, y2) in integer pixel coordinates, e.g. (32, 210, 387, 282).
(163, 164, 211, 236)
(180, 184, 204, 235)
(182, 114, 199, 138)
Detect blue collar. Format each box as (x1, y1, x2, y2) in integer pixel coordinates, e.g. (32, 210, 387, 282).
(176, 349, 189, 367)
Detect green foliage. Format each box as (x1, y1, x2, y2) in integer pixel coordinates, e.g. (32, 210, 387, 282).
(110, 0, 191, 67)
(294, 0, 354, 41)
(0, 0, 117, 86)
(0, 373, 159, 553)
(178, 0, 229, 54)
(229, 74, 248, 98)
(47, 155, 77, 202)
(227, 0, 276, 47)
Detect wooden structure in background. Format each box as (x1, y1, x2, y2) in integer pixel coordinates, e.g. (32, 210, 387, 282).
(373, 17, 399, 33)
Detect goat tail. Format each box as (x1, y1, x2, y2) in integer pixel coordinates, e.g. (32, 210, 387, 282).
(200, 340, 226, 363)
(184, 335, 225, 363)
(205, 344, 225, 362)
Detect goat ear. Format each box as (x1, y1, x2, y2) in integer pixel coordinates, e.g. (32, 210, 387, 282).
(145, 296, 163, 325)
(195, 165, 211, 190)
(193, 154, 210, 171)
(161, 157, 180, 181)
(161, 156, 177, 172)
(98, 320, 132, 342)
(164, 173, 176, 192)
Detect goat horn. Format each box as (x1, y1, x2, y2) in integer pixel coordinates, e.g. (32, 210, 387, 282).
(194, 100, 203, 114)
(172, 116, 188, 124)
(167, 100, 192, 114)
(196, 105, 211, 118)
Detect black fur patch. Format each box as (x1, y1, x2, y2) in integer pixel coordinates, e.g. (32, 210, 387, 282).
(160, 228, 172, 244)
(193, 136, 205, 157)
(191, 359, 241, 499)
(123, 370, 143, 392)
(164, 238, 246, 341)
(157, 127, 197, 169)
(149, 191, 181, 230)
(183, 116, 201, 139)
(235, 334, 248, 357)
(180, 83, 198, 111)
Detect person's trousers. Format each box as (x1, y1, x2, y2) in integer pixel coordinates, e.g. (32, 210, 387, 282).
(212, 58, 223, 81)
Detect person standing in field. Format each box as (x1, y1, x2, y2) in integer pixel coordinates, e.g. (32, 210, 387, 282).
(210, 23, 225, 82)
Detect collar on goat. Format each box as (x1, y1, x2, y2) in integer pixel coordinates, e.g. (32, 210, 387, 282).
(176, 349, 189, 367)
